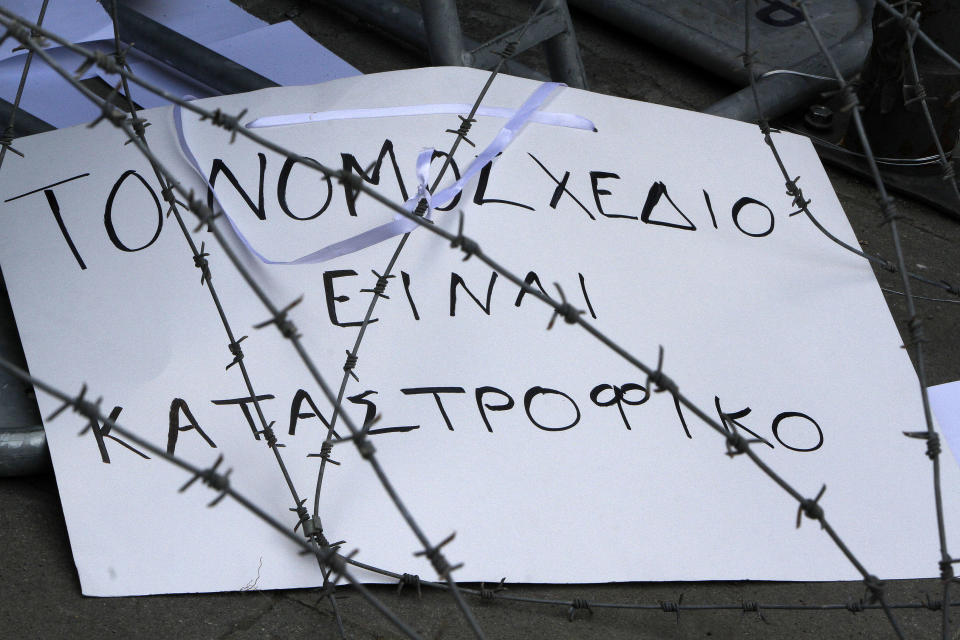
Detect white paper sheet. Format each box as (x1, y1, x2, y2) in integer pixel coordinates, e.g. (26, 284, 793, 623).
(1, 68, 957, 596)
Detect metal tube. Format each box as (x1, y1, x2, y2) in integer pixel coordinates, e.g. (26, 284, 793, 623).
(0, 426, 46, 476)
(0, 271, 45, 476)
(542, 0, 588, 88)
(419, 0, 466, 67)
(568, 0, 762, 84)
(316, 0, 547, 80)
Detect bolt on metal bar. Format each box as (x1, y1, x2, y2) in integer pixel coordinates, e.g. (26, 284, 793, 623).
(420, 0, 467, 66)
(705, 0, 874, 123)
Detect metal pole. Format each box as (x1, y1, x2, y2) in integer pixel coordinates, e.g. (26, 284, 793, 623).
(419, 0, 466, 66)
(317, 0, 546, 80)
(542, 0, 588, 89)
(0, 271, 45, 476)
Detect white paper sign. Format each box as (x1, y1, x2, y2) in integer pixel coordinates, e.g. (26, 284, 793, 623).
(1, 68, 957, 596)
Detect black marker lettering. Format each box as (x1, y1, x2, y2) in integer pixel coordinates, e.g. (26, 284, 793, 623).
(514, 271, 549, 308)
(341, 139, 409, 216)
(83, 405, 150, 463)
(703, 190, 718, 229)
(772, 411, 823, 452)
(104, 170, 163, 252)
(731, 196, 775, 237)
(590, 383, 649, 430)
(450, 271, 498, 316)
(674, 393, 692, 439)
(4, 173, 91, 270)
(590, 171, 637, 220)
(4, 172, 90, 202)
(348, 389, 378, 430)
(323, 269, 374, 328)
(277, 156, 332, 220)
(401, 271, 420, 320)
(348, 389, 419, 435)
(288, 388, 335, 437)
(211, 393, 275, 440)
(475, 386, 515, 433)
(430, 150, 461, 211)
(401, 386, 465, 431)
(578, 272, 597, 319)
(714, 396, 774, 448)
(524, 386, 580, 431)
(167, 398, 216, 454)
(207, 153, 267, 220)
(527, 153, 595, 220)
(45, 190, 87, 269)
(641, 181, 697, 230)
(473, 157, 534, 210)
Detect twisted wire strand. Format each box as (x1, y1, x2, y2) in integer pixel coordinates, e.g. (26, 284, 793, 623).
(897, 6, 960, 210)
(792, 2, 956, 637)
(0, 354, 423, 640)
(312, 0, 553, 534)
(0, 13, 486, 639)
(0, 5, 951, 636)
(0, 0, 49, 169)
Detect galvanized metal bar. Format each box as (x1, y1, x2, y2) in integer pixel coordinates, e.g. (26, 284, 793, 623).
(569, 0, 763, 84)
(541, 0, 588, 88)
(316, 0, 548, 80)
(0, 265, 44, 477)
(419, 0, 467, 66)
(0, 0, 52, 477)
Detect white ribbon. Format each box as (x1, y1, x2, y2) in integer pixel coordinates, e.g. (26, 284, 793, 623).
(245, 103, 596, 133)
(173, 81, 594, 264)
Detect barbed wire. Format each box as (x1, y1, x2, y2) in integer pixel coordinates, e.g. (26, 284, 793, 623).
(747, 1, 960, 637)
(96, 0, 351, 634)
(3, 348, 955, 635)
(796, 2, 957, 638)
(0, 0, 48, 170)
(0, 354, 424, 639)
(0, 1, 928, 631)
(1, 1, 958, 637)
(311, 0, 554, 547)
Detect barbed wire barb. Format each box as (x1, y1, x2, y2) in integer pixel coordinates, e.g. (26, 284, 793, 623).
(2, 2, 959, 635)
(0, 354, 424, 640)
